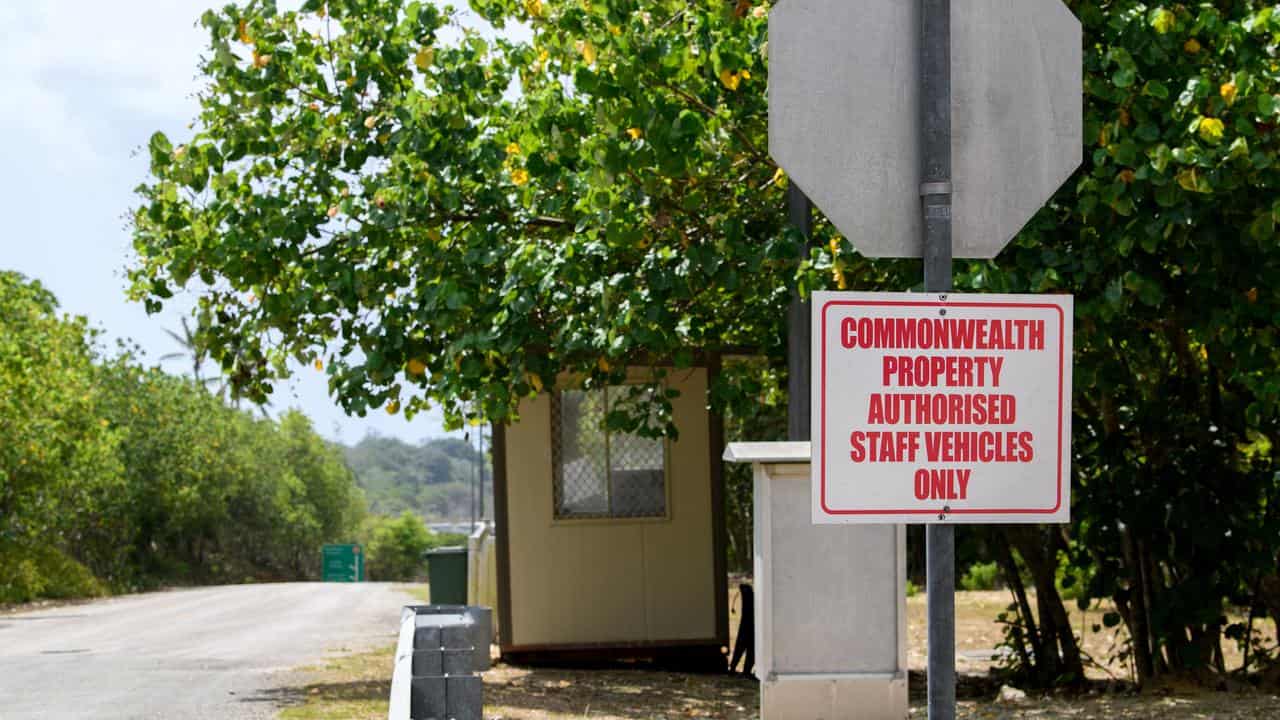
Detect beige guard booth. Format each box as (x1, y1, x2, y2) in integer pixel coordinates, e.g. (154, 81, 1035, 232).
(725, 441, 908, 720)
(492, 367, 727, 663)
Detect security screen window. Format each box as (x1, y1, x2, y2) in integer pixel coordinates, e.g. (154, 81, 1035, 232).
(551, 386, 667, 519)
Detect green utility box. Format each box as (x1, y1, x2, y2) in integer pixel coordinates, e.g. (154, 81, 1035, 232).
(322, 544, 364, 582)
(425, 546, 468, 605)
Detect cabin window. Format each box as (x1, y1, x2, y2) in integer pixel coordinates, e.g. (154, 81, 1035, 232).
(551, 387, 667, 519)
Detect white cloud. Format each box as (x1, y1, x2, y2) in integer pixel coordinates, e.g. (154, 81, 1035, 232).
(0, 1, 490, 444)
(0, 1, 214, 172)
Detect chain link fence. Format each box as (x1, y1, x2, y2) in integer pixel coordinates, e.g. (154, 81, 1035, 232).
(551, 387, 666, 519)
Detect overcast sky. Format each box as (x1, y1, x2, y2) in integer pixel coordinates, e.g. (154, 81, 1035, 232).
(0, 1, 457, 445)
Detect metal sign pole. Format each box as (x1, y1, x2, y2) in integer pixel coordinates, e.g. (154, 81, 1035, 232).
(921, 0, 956, 718)
(787, 185, 814, 442)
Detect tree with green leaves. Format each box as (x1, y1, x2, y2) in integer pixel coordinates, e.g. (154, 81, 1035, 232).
(128, 0, 806, 434)
(0, 271, 124, 558)
(130, 0, 1280, 687)
(978, 0, 1280, 686)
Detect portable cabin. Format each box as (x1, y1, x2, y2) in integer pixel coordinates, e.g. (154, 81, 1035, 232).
(491, 365, 727, 665)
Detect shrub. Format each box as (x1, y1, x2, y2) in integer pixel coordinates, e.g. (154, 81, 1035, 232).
(0, 542, 106, 604)
(961, 561, 1001, 591)
(364, 512, 437, 581)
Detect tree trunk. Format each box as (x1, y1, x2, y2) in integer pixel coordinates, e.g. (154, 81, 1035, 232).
(1121, 527, 1156, 684)
(1009, 527, 1085, 686)
(992, 529, 1042, 681)
(1139, 539, 1168, 674)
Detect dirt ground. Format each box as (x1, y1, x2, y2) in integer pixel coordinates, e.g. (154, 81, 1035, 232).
(278, 586, 1280, 719)
(906, 590, 1279, 681)
(476, 587, 1280, 719)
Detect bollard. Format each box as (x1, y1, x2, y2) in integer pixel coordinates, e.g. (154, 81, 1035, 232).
(390, 605, 492, 720)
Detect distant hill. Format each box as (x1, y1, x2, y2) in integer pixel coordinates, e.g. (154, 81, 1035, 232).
(343, 433, 492, 522)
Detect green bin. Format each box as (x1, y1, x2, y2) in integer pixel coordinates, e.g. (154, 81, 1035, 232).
(425, 546, 468, 605)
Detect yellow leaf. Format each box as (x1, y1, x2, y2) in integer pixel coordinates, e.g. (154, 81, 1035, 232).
(626, 127, 643, 140)
(407, 359, 427, 376)
(1184, 38, 1201, 54)
(1198, 116, 1224, 143)
(523, 0, 543, 18)
(1247, 287, 1259, 304)
(414, 47, 435, 70)
(530, 374, 544, 393)
(577, 40, 597, 66)
(506, 142, 521, 156)
(740, 69, 751, 81)
(1151, 8, 1175, 34)
(1176, 168, 1210, 193)
(1220, 81, 1238, 106)
(386, 400, 400, 415)
(772, 167, 787, 187)
(510, 168, 530, 186)
(252, 50, 272, 69)
(719, 68, 741, 91)
(238, 19, 251, 44)
(314, 358, 324, 371)
(608, 24, 621, 36)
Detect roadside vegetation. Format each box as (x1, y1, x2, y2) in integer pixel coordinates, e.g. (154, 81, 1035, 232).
(363, 511, 465, 581)
(0, 270, 365, 602)
(0, 271, 461, 603)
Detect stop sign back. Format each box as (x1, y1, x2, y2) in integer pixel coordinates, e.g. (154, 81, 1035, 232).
(770, 0, 1082, 258)
(812, 292, 1073, 524)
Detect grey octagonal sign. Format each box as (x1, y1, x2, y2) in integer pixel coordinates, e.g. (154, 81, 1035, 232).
(769, 0, 1082, 259)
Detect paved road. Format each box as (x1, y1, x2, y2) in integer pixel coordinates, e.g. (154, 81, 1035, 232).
(0, 582, 418, 719)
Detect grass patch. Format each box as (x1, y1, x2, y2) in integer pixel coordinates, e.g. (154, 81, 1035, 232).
(394, 582, 429, 604)
(277, 645, 395, 720)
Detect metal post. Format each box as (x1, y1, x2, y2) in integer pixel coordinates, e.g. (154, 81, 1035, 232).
(786, 184, 814, 442)
(468, 429, 477, 531)
(921, 0, 955, 718)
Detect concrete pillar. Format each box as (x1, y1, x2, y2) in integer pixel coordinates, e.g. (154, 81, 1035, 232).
(725, 442, 907, 719)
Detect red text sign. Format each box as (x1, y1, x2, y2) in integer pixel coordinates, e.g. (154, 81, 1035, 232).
(812, 292, 1072, 524)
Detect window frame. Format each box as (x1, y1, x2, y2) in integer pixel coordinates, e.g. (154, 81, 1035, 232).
(549, 384, 672, 523)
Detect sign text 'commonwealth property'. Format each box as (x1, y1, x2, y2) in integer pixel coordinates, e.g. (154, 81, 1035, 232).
(812, 292, 1073, 524)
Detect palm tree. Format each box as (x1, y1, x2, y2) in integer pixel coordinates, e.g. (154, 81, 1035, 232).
(160, 317, 220, 389)
(160, 317, 275, 420)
